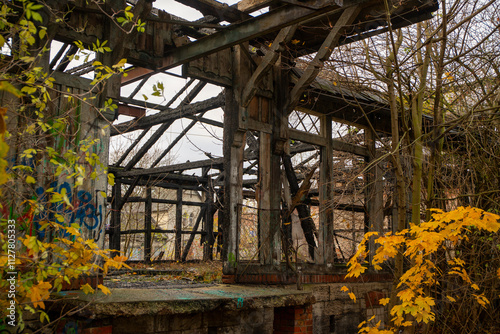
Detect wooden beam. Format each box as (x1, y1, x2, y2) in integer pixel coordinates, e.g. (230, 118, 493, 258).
(110, 180, 122, 253)
(110, 93, 224, 135)
(318, 115, 335, 264)
(241, 25, 297, 107)
(144, 186, 152, 262)
(288, 5, 361, 111)
(289, 128, 328, 146)
(124, 81, 207, 170)
(115, 158, 224, 177)
(181, 206, 207, 262)
(235, 0, 277, 13)
(365, 128, 384, 262)
(203, 174, 215, 260)
(175, 187, 183, 261)
(123, 120, 175, 171)
(282, 154, 317, 259)
(121, 3, 345, 85)
(150, 112, 208, 168)
(332, 138, 369, 157)
(174, 0, 251, 22)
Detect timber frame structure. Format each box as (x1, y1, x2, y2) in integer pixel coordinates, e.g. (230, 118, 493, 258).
(34, 0, 438, 283)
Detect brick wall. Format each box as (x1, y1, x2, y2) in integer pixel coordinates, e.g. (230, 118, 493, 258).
(222, 273, 392, 285)
(274, 305, 314, 334)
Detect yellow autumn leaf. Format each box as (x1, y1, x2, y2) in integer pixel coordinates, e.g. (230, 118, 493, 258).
(474, 294, 490, 308)
(348, 292, 357, 302)
(108, 173, 115, 186)
(446, 295, 456, 302)
(30, 281, 52, 309)
(98, 284, 111, 295)
(379, 298, 390, 306)
(340, 286, 349, 292)
(81, 283, 95, 294)
(397, 289, 414, 302)
(26, 175, 36, 184)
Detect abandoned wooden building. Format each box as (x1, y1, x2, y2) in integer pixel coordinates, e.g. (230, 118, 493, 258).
(3, 0, 441, 333)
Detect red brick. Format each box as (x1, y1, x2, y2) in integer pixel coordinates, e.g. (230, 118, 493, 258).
(222, 275, 235, 284)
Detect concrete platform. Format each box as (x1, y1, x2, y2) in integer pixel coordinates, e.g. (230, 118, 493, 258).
(52, 284, 315, 318)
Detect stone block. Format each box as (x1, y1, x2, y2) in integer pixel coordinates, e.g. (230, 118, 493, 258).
(204, 310, 241, 328)
(310, 285, 331, 302)
(218, 325, 241, 334)
(112, 315, 155, 334)
(332, 312, 361, 334)
(156, 313, 203, 332)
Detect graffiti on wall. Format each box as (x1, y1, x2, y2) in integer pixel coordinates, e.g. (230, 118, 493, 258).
(34, 181, 104, 242)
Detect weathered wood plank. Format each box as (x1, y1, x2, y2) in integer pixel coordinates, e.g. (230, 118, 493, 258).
(175, 0, 251, 22)
(288, 5, 361, 111)
(175, 187, 183, 261)
(181, 206, 207, 262)
(111, 93, 224, 135)
(241, 25, 297, 108)
(318, 115, 335, 264)
(289, 128, 328, 146)
(365, 128, 384, 262)
(145, 186, 152, 262)
(121, 4, 345, 85)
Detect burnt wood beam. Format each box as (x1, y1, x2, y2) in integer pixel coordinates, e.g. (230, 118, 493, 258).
(150, 113, 206, 168)
(185, 115, 223, 128)
(114, 142, 316, 178)
(282, 154, 318, 259)
(145, 186, 152, 262)
(115, 158, 224, 177)
(174, 0, 251, 23)
(115, 78, 197, 163)
(234, 0, 278, 13)
(114, 127, 150, 166)
(123, 81, 207, 171)
(117, 176, 207, 191)
(181, 206, 207, 262)
(121, 3, 346, 85)
(118, 176, 141, 211)
(111, 93, 225, 135)
(119, 229, 206, 235)
(288, 5, 361, 111)
(110, 180, 122, 253)
(241, 25, 297, 108)
(149, 81, 208, 168)
(123, 120, 175, 171)
(175, 187, 183, 261)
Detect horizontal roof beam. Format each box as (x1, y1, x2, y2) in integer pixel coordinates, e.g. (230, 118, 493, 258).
(111, 93, 225, 136)
(122, 1, 346, 85)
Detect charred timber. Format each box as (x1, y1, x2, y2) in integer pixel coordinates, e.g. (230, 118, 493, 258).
(111, 93, 225, 135)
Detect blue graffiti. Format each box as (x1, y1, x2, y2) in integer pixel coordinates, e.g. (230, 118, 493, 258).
(33, 182, 103, 242)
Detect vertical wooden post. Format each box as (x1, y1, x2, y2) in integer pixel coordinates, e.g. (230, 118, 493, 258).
(222, 43, 250, 274)
(223, 88, 245, 273)
(365, 128, 384, 262)
(145, 186, 152, 262)
(318, 115, 335, 264)
(258, 107, 277, 265)
(204, 175, 215, 261)
(110, 180, 122, 254)
(175, 187, 183, 261)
